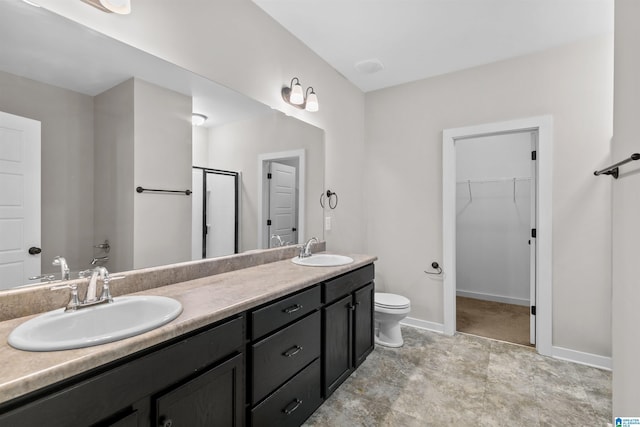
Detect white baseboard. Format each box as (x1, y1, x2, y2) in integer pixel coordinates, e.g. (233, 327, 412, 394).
(401, 317, 445, 334)
(552, 346, 612, 371)
(456, 289, 530, 307)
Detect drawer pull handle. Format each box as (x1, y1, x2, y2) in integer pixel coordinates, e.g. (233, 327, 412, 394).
(283, 304, 303, 314)
(283, 398, 303, 415)
(282, 345, 303, 357)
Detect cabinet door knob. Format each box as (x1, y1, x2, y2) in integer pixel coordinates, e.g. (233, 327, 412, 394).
(282, 345, 303, 357)
(159, 417, 173, 427)
(283, 398, 303, 415)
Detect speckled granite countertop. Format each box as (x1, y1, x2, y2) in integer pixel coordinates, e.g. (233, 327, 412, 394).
(0, 253, 376, 405)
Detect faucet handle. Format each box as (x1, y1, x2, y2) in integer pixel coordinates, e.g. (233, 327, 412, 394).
(50, 283, 80, 311)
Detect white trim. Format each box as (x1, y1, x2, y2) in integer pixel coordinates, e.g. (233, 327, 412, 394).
(552, 346, 612, 371)
(401, 317, 445, 334)
(442, 115, 553, 357)
(257, 149, 306, 248)
(456, 290, 529, 307)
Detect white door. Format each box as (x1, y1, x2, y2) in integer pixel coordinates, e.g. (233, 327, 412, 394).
(268, 162, 297, 247)
(0, 111, 41, 290)
(205, 171, 236, 258)
(529, 132, 538, 345)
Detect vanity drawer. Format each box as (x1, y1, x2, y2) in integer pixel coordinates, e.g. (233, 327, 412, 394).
(251, 285, 321, 340)
(251, 311, 321, 404)
(322, 264, 375, 304)
(250, 358, 322, 427)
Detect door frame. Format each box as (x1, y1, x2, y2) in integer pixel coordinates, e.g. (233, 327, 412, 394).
(0, 111, 41, 289)
(257, 149, 306, 248)
(442, 115, 553, 357)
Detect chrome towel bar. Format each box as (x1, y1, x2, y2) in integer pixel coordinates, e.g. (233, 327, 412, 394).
(136, 186, 192, 195)
(594, 153, 640, 179)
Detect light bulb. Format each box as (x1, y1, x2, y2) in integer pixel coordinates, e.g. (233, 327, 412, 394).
(290, 81, 304, 105)
(305, 89, 319, 112)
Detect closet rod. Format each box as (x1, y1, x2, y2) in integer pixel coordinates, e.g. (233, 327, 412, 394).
(136, 186, 192, 195)
(456, 177, 531, 185)
(594, 153, 640, 179)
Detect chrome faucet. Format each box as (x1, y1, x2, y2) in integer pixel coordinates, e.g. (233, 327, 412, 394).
(51, 266, 120, 311)
(271, 234, 284, 247)
(52, 256, 70, 281)
(299, 237, 319, 258)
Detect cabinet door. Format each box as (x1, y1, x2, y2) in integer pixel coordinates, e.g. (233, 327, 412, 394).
(155, 353, 244, 427)
(322, 294, 353, 397)
(354, 283, 374, 367)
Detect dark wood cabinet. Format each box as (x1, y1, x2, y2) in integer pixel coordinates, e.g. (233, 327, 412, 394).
(154, 353, 244, 427)
(322, 265, 375, 398)
(0, 316, 245, 427)
(0, 262, 376, 427)
(250, 358, 322, 427)
(323, 294, 353, 396)
(353, 283, 374, 367)
(248, 286, 323, 426)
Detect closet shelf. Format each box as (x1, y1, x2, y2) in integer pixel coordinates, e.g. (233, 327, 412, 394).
(457, 177, 532, 203)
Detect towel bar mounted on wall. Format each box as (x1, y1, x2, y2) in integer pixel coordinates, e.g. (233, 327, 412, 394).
(594, 153, 640, 179)
(136, 186, 192, 195)
(320, 190, 338, 209)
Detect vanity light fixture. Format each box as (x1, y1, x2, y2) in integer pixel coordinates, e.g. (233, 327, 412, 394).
(81, 0, 131, 14)
(99, 0, 131, 14)
(282, 77, 319, 112)
(191, 113, 208, 126)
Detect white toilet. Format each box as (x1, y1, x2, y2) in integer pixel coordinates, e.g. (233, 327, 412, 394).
(374, 292, 411, 347)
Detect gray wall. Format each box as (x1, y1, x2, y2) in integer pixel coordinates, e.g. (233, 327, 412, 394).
(133, 79, 192, 269)
(0, 70, 94, 275)
(365, 35, 614, 358)
(612, 0, 640, 414)
(94, 78, 192, 272)
(37, 1, 619, 365)
(94, 79, 135, 273)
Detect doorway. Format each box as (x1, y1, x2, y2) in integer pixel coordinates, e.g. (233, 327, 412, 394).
(258, 149, 306, 249)
(191, 167, 239, 260)
(455, 131, 536, 346)
(442, 116, 553, 357)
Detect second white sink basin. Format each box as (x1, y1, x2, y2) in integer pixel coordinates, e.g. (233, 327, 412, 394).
(8, 295, 183, 352)
(292, 254, 354, 267)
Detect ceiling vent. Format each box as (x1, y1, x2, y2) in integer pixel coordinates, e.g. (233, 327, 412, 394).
(354, 59, 384, 75)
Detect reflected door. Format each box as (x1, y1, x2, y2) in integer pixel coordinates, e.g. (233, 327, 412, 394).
(191, 167, 238, 260)
(0, 111, 40, 289)
(268, 162, 297, 247)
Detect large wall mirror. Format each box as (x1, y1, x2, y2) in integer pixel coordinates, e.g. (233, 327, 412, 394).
(0, 1, 325, 290)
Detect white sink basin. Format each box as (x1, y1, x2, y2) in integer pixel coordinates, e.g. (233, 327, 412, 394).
(8, 296, 183, 352)
(291, 254, 354, 267)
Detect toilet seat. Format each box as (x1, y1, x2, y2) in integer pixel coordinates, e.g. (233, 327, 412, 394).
(375, 293, 410, 310)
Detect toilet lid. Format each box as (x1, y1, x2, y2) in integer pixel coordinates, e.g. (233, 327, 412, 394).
(375, 292, 410, 309)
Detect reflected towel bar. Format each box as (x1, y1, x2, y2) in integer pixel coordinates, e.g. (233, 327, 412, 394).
(136, 186, 192, 195)
(594, 153, 640, 179)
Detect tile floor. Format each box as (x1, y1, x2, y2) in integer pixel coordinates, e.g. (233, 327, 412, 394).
(304, 327, 612, 426)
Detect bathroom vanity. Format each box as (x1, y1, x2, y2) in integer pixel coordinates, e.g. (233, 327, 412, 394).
(0, 254, 375, 426)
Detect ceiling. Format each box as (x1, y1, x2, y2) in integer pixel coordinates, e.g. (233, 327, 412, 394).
(252, 0, 614, 92)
